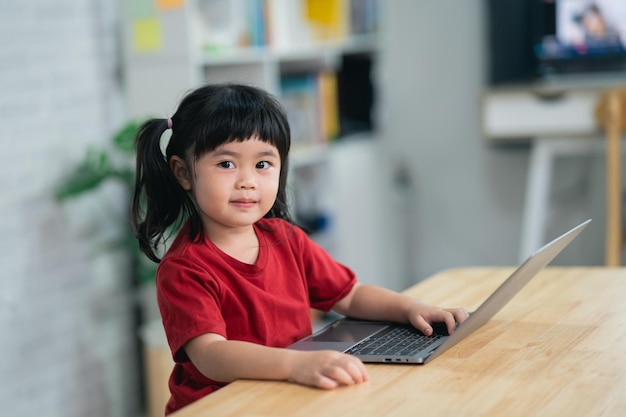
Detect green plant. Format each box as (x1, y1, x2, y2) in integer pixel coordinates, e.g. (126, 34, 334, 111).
(55, 120, 157, 285)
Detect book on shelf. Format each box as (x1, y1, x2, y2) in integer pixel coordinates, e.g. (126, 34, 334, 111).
(302, 0, 379, 41)
(266, 0, 312, 50)
(337, 53, 374, 135)
(350, 0, 378, 35)
(196, 0, 268, 51)
(194, 0, 379, 53)
(280, 70, 340, 148)
(304, 0, 349, 41)
(244, 0, 268, 47)
(317, 70, 340, 142)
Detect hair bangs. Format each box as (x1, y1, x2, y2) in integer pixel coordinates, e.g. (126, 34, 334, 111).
(189, 94, 290, 162)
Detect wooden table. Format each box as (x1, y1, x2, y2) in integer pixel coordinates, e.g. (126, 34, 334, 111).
(170, 267, 626, 417)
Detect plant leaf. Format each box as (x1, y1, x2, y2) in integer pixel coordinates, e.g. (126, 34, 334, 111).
(113, 120, 143, 155)
(55, 149, 112, 200)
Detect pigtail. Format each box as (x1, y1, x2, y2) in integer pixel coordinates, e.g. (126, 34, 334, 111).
(131, 118, 189, 262)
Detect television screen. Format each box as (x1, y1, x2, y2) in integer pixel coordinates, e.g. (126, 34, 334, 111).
(534, 0, 626, 75)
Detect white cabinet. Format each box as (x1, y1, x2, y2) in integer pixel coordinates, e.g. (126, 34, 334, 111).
(481, 88, 599, 140)
(480, 77, 625, 142)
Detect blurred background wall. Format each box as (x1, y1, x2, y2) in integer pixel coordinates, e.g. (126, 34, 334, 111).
(379, 1, 606, 283)
(0, 2, 142, 417)
(0, 1, 615, 417)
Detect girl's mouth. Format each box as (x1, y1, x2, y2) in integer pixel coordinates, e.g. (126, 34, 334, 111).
(231, 199, 257, 208)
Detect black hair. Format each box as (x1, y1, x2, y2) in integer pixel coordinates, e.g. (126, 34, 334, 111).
(131, 83, 293, 263)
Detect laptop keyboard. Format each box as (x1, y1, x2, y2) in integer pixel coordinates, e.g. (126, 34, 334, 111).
(345, 326, 444, 357)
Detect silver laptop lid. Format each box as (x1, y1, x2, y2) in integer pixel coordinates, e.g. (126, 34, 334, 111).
(424, 218, 591, 363)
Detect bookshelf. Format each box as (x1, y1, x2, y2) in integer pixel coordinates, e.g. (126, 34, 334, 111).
(122, 0, 378, 122)
(121, 0, 380, 249)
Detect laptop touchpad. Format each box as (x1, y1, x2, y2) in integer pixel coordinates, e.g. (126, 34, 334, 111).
(289, 320, 389, 352)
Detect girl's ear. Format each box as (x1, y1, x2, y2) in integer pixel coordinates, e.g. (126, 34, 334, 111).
(170, 156, 192, 190)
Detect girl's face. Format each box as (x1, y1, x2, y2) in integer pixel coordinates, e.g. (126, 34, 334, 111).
(172, 137, 281, 237)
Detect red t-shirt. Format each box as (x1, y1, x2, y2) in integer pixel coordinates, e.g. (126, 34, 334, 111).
(157, 218, 357, 415)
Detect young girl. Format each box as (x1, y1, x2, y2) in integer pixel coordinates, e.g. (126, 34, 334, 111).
(131, 83, 468, 415)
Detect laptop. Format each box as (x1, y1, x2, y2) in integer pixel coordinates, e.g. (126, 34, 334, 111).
(288, 219, 591, 364)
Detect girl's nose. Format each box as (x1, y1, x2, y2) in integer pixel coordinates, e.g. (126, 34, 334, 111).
(236, 170, 256, 189)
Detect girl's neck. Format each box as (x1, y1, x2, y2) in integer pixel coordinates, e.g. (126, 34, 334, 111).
(207, 224, 260, 265)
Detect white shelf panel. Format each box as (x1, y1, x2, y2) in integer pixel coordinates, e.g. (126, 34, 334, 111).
(289, 143, 330, 169)
(196, 35, 378, 67)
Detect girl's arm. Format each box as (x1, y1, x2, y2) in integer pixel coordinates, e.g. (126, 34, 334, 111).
(184, 332, 369, 389)
(333, 283, 469, 336)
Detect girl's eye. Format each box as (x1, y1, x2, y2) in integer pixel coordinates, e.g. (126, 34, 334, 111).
(256, 161, 271, 169)
(218, 161, 234, 169)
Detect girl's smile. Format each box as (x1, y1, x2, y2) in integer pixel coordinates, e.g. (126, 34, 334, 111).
(230, 198, 258, 209)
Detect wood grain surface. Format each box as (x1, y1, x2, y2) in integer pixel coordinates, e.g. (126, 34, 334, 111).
(170, 267, 626, 417)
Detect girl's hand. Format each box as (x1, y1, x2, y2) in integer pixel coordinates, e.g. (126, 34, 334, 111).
(288, 350, 369, 390)
(407, 303, 469, 336)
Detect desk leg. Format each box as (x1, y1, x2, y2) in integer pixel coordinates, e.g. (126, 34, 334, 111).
(519, 138, 602, 262)
(605, 94, 623, 266)
(520, 140, 554, 262)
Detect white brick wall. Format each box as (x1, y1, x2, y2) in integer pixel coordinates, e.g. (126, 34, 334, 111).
(0, 2, 141, 417)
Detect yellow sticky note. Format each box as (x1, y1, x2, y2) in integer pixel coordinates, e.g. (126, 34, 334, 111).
(133, 18, 162, 52)
(156, 0, 184, 10)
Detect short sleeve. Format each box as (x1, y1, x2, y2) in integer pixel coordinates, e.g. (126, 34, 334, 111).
(290, 226, 357, 312)
(157, 257, 226, 362)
